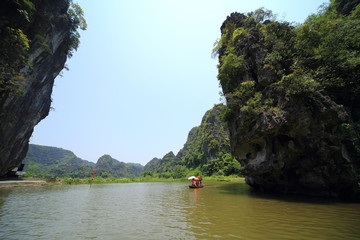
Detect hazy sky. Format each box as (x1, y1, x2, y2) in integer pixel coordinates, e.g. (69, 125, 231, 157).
(31, 0, 327, 165)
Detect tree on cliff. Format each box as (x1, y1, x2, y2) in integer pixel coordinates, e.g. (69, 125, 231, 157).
(0, 0, 87, 177)
(0, 0, 86, 99)
(214, 0, 360, 197)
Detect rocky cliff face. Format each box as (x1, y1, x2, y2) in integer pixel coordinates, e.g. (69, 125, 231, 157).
(176, 104, 236, 171)
(230, 87, 355, 197)
(144, 104, 240, 177)
(0, 0, 79, 176)
(217, 6, 359, 198)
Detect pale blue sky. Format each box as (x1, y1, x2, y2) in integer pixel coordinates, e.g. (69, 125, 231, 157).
(31, 0, 326, 165)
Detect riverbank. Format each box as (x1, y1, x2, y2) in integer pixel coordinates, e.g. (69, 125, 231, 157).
(61, 175, 245, 185)
(0, 179, 47, 188)
(0, 176, 245, 187)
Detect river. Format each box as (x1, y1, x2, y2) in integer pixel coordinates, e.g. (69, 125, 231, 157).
(0, 181, 359, 240)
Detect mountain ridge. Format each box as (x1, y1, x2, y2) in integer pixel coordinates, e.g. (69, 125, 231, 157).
(24, 144, 144, 178)
(144, 104, 241, 177)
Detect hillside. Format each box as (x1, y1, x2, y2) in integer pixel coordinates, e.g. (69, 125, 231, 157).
(24, 144, 94, 178)
(95, 154, 144, 178)
(144, 104, 240, 177)
(24, 144, 144, 178)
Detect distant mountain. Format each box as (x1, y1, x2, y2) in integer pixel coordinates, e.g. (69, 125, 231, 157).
(144, 152, 176, 173)
(24, 144, 144, 178)
(144, 104, 241, 177)
(95, 154, 144, 178)
(25, 104, 239, 179)
(143, 152, 188, 178)
(24, 144, 95, 178)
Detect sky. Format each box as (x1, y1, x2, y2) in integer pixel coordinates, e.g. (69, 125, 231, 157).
(30, 0, 327, 165)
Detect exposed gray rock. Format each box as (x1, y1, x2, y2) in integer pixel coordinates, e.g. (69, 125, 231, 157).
(231, 90, 357, 197)
(219, 12, 359, 198)
(0, 0, 72, 176)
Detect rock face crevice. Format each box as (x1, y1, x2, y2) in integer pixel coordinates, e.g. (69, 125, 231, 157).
(0, 0, 74, 176)
(233, 92, 356, 197)
(217, 9, 359, 198)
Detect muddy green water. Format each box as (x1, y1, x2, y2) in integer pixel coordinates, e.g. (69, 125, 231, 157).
(0, 182, 359, 240)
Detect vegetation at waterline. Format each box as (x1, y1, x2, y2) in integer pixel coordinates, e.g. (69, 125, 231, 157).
(41, 175, 245, 185)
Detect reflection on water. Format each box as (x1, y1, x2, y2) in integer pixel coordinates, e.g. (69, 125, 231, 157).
(0, 182, 359, 240)
(187, 182, 360, 239)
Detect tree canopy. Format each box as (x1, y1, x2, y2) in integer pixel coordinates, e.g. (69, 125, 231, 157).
(215, 0, 360, 179)
(0, 0, 86, 98)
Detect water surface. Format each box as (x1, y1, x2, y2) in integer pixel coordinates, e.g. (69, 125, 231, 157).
(0, 182, 359, 239)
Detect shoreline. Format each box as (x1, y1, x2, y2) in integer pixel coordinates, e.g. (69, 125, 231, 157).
(0, 176, 245, 188)
(0, 179, 47, 188)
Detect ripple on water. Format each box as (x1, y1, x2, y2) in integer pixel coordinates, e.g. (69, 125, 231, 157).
(0, 182, 360, 240)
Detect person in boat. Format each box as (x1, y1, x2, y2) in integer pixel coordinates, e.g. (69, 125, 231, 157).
(192, 179, 197, 187)
(197, 176, 202, 187)
(189, 176, 204, 187)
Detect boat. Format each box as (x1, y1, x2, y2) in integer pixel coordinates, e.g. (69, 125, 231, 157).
(5, 163, 26, 178)
(188, 176, 204, 188)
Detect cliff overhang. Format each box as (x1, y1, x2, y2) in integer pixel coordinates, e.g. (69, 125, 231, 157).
(216, 6, 360, 198)
(0, 0, 85, 176)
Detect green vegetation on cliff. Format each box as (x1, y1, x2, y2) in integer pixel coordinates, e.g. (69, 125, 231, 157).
(0, 0, 87, 177)
(0, 0, 86, 99)
(214, 0, 360, 194)
(176, 104, 240, 176)
(215, 0, 359, 120)
(144, 104, 241, 177)
(144, 152, 187, 178)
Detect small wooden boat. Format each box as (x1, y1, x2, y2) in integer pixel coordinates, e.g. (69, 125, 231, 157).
(188, 176, 204, 188)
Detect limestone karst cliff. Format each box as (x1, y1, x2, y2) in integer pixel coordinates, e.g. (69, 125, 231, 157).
(144, 104, 240, 177)
(216, 1, 360, 198)
(0, 0, 85, 176)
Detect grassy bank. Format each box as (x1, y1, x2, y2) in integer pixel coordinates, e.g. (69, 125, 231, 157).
(204, 175, 245, 183)
(29, 175, 245, 185)
(63, 176, 188, 185)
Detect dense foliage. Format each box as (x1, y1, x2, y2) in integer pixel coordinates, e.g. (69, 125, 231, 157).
(0, 0, 86, 100)
(216, 1, 359, 109)
(144, 104, 241, 177)
(214, 0, 360, 174)
(24, 144, 94, 178)
(95, 155, 144, 178)
(24, 145, 143, 178)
